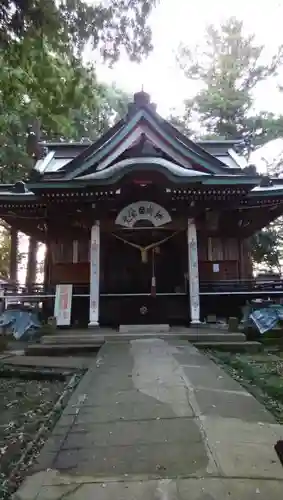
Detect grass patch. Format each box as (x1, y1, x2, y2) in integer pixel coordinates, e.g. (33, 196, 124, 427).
(209, 349, 283, 423)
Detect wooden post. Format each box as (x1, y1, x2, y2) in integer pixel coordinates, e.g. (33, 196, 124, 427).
(89, 221, 100, 327)
(26, 236, 37, 291)
(187, 219, 200, 324)
(25, 119, 41, 290)
(9, 226, 18, 284)
(43, 242, 51, 291)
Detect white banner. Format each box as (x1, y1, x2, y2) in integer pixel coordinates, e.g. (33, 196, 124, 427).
(89, 221, 100, 326)
(54, 284, 73, 326)
(187, 220, 200, 323)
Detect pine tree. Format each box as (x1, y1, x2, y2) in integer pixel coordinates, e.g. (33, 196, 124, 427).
(175, 17, 283, 271)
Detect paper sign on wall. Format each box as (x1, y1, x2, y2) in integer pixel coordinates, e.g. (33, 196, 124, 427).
(213, 263, 220, 273)
(54, 284, 73, 326)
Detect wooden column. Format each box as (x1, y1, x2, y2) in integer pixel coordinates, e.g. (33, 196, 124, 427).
(26, 119, 41, 291)
(89, 221, 100, 327)
(187, 219, 200, 323)
(43, 243, 51, 291)
(26, 236, 37, 291)
(9, 226, 18, 284)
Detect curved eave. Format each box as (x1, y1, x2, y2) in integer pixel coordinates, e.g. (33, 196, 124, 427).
(38, 120, 125, 175)
(76, 163, 209, 185)
(76, 157, 209, 181)
(203, 175, 259, 186)
(21, 174, 261, 190)
(248, 186, 283, 197)
(75, 159, 260, 187)
(0, 191, 37, 202)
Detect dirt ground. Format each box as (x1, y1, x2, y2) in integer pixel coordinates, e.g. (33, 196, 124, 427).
(0, 373, 65, 498)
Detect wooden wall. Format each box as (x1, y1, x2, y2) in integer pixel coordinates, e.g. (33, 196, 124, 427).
(48, 233, 253, 286)
(50, 263, 89, 284)
(198, 235, 252, 281)
(48, 241, 89, 285)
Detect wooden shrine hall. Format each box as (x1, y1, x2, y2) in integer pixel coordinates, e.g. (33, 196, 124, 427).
(1, 90, 283, 328)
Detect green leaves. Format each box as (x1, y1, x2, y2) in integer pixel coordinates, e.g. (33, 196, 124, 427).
(0, 0, 154, 184)
(0, 35, 130, 183)
(174, 17, 283, 270)
(0, 0, 156, 63)
(0, 226, 11, 278)
(251, 229, 282, 272)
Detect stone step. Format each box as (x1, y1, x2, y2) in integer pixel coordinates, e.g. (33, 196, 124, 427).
(25, 343, 103, 357)
(119, 324, 170, 333)
(41, 334, 105, 345)
(195, 341, 262, 353)
(41, 332, 246, 344)
(106, 333, 246, 342)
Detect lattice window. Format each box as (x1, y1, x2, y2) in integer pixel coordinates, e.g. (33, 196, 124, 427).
(51, 242, 73, 263)
(77, 240, 90, 262)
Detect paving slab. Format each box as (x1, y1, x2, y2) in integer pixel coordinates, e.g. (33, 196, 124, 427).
(61, 417, 202, 448)
(14, 474, 283, 500)
(210, 440, 283, 479)
(194, 387, 274, 421)
(14, 338, 283, 500)
(182, 364, 247, 392)
(201, 416, 283, 445)
(178, 478, 283, 500)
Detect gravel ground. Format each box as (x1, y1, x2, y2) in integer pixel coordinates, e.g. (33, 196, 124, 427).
(0, 373, 66, 498)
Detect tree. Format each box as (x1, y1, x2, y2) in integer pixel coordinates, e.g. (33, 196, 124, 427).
(0, 16, 133, 281)
(0, 226, 11, 279)
(67, 83, 130, 142)
(0, 45, 129, 177)
(251, 229, 282, 273)
(176, 17, 283, 157)
(0, 0, 156, 63)
(175, 17, 283, 271)
(0, 224, 24, 280)
(0, 0, 155, 283)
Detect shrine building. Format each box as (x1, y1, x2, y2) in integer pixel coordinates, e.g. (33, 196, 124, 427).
(1, 91, 283, 328)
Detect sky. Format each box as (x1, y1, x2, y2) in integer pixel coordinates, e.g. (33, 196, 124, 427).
(95, 0, 283, 116)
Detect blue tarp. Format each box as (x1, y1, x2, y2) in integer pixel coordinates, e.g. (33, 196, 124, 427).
(250, 305, 283, 334)
(0, 309, 41, 340)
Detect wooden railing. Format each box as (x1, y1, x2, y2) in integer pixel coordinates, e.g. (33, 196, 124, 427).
(2, 284, 89, 298)
(3, 279, 283, 298)
(199, 279, 283, 293)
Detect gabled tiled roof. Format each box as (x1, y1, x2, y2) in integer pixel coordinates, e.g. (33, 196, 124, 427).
(33, 91, 248, 181)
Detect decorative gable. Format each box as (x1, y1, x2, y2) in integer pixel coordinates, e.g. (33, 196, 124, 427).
(34, 91, 254, 184)
(57, 92, 233, 181)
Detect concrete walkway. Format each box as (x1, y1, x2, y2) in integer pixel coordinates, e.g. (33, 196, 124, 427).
(15, 339, 283, 499)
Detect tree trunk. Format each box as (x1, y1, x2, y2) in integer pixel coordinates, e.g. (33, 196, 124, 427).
(9, 226, 18, 283)
(26, 236, 37, 291)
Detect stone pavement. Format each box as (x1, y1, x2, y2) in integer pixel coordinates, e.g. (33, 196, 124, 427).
(15, 339, 283, 499)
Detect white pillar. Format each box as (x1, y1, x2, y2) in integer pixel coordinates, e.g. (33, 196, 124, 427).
(89, 221, 100, 327)
(187, 219, 200, 324)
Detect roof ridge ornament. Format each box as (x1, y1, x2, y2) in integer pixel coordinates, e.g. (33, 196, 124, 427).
(243, 164, 258, 176)
(127, 90, 157, 119)
(12, 181, 27, 194)
(260, 175, 273, 187)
